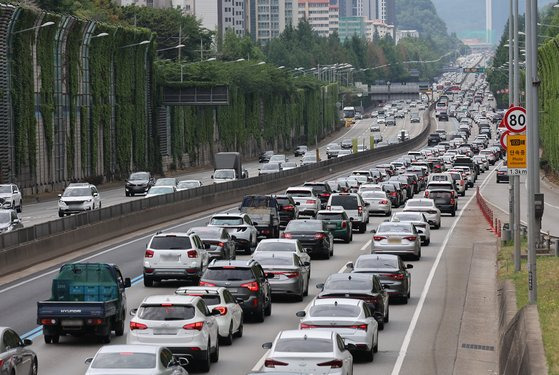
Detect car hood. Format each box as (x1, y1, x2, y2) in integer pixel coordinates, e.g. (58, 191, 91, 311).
(127, 179, 149, 184)
(60, 196, 92, 202)
(0, 222, 11, 231)
(0, 193, 13, 199)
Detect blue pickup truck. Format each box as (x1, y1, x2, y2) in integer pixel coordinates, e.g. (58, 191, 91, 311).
(37, 263, 131, 344)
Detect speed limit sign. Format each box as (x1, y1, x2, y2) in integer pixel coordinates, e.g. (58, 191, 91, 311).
(504, 106, 526, 133)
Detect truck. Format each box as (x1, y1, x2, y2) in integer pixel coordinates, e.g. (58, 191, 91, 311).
(212, 152, 249, 183)
(37, 263, 131, 344)
(239, 195, 281, 238)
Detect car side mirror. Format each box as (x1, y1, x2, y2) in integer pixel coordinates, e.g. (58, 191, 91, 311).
(295, 202, 301, 205)
(262, 342, 273, 349)
(85, 357, 93, 365)
(58, 194, 62, 198)
(406, 264, 414, 269)
(231, 235, 237, 240)
(364, 202, 370, 207)
(265, 272, 275, 279)
(303, 261, 311, 267)
(346, 262, 354, 269)
(130, 308, 138, 316)
(252, 222, 258, 226)
(295, 310, 306, 318)
(236, 297, 244, 304)
(344, 343, 357, 351)
(205, 243, 211, 249)
(177, 357, 189, 367)
(211, 308, 222, 316)
(210, 175, 214, 179)
(370, 229, 376, 234)
(22, 339, 32, 346)
(124, 278, 131, 288)
(13, 190, 19, 194)
(93, 193, 99, 197)
(316, 283, 324, 289)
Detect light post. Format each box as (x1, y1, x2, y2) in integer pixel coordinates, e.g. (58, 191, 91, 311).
(156, 44, 185, 53)
(120, 40, 150, 49)
(12, 20, 54, 35)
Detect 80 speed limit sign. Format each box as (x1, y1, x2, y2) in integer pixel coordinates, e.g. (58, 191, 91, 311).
(504, 106, 526, 133)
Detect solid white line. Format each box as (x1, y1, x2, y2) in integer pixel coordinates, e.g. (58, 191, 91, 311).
(390, 162, 498, 375)
(360, 239, 372, 251)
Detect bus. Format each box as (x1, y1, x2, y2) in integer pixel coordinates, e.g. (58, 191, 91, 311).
(343, 106, 356, 127)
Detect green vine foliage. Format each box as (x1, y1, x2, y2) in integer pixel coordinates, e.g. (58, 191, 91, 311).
(11, 8, 37, 177)
(538, 38, 559, 172)
(67, 21, 81, 176)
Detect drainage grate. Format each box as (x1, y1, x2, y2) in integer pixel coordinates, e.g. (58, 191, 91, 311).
(461, 343, 495, 351)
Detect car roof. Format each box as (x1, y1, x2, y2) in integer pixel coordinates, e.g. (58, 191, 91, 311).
(310, 298, 362, 307)
(153, 232, 192, 237)
(357, 253, 399, 262)
(326, 273, 372, 282)
(97, 344, 161, 354)
(175, 286, 224, 295)
(212, 212, 247, 218)
(210, 259, 257, 268)
(278, 329, 334, 340)
(258, 239, 299, 245)
(141, 294, 199, 305)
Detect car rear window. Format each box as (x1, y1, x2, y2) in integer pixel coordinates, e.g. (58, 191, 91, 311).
(316, 212, 345, 220)
(407, 200, 433, 207)
(355, 257, 398, 269)
(253, 255, 294, 266)
(361, 192, 386, 199)
(324, 278, 371, 290)
(210, 217, 243, 225)
(329, 195, 358, 209)
(241, 196, 275, 208)
(137, 304, 196, 320)
(430, 191, 452, 199)
(378, 223, 413, 233)
(285, 221, 322, 231)
(92, 353, 156, 369)
(150, 236, 192, 250)
(275, 338, 333, 353)
(429, 184, 453, 190)
(256, 242, 297, 252)
(304, 184, 327, 194)
(394, 213, 422, 222)
(203, 268, 253, 281)
(309, 305, 360, 317)
(275, 197, 291, 206)
(431, 175, 449, 181)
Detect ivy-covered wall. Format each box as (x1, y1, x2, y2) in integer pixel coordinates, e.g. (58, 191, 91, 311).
(538, 38, 559, 173)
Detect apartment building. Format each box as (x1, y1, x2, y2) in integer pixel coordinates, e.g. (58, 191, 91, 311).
(246, 0, 298, 42)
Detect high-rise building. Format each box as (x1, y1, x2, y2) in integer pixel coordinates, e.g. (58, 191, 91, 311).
(298, 0, 331, 37)
(247, 0, 297, 42)
(379, 0, 395, 26)
(329, 4, 339, 34)
(116, 0, 172, 7)
(338, 16, 366, 40)
(182, 0, 247, 38)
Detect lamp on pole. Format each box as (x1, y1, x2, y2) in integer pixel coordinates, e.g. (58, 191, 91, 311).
(120, 40, 150, 49)
(156, 44, 185, 53)
(12, 21, 54, 35)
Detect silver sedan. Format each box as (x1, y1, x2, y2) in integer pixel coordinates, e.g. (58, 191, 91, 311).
(371, 222, 422, 260)
(391, 211, 431, 246)
(361, 191, 392, 216)
(0, 327, 37, 375)
(252, 252, 310, 301)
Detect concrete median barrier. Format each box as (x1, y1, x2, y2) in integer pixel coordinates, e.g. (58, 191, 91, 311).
(0, 108, 435, 275)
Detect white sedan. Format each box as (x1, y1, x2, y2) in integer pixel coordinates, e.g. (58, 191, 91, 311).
(296, 299, 378, 362)
(261, 330, 353, 374)
(175, 286, 243, 345)
(403, 198, 441, 229)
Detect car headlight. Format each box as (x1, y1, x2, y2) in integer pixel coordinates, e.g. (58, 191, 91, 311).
(59, 201, 67, 207)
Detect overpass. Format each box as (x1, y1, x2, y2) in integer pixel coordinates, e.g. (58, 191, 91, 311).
(366, 83, 421, 101)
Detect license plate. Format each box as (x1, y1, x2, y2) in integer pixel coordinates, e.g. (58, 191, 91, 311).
(161, 254, 180, 261)
(388, 238, 401, 244)
(227, 288, 238, 293)
(154, 330, 177, 335)
(434, 199, 447, 204)
(327, 224, 337, 229)
(61, 319, 83, 327)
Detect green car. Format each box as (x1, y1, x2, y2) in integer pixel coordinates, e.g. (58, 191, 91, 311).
(316, 209, 353, 243)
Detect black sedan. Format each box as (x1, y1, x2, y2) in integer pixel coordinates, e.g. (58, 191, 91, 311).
(294, 145, 308, 156)
(316, 273, 389, 330)
(274, 195, 299, 227)
(259, 150, 274, 163)
(124, 171, 154, 196)
(186, 226, 236, 260)
(281, 219, 334, 259)
(496, 165, 509, 183)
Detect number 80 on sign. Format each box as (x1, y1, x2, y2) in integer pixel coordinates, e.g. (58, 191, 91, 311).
(504, 106, 526, 133)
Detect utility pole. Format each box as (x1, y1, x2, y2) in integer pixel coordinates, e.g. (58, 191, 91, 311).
(508, 0, 515, 263)
(178, 24, 182, 61)
(525, 0, 539, 304)
(513, 0, 521, 272)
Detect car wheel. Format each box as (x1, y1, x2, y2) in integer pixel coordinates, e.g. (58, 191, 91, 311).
(344, 233, 351, 243)
(143, 276, 154, 287)
(198, 342, 211, 372)
(324, 248, 331, 260)
(359, 222, 366, 234)
(378, 320, 384, 331)
(385, 211, 391, 217)
(130, 192, 135, 197)
(423, 238, 430, 246)
(402, 294, 409, 304)
(461, 191, 465, 197)
(451, 210, 456, 217)
(210, 339, 219, 363)
(254, 303, 265, 323)
(384, 306, 390, 323)
(296, 286, 304, 302)
(58, 211, 64, 218)
(220, 323, 234, 345)
(264, 299, 272, 316)
(17, 202, 22, 213)
(29, 358, 38, 375)
(303, 277, 309, 296)
(101, 334, 111, 344)
(115, 314, 125, 336)
(234, 316, 244, 338)
(44, 335, 52, 344)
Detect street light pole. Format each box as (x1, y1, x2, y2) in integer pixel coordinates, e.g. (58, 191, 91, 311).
(513, 0, 521, 272)
(525, 0, 539, 304)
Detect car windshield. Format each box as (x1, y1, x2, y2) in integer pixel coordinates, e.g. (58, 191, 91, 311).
(253, 255, 294, 266)
(137, 304, 195, 321)
(269, 156, 285, 162)
(210, 217, 243, 225)
(241, 196, 275, 208)
(0, 186, 11, 193)
(330, 195, 358, 209)
(177, 181, 200, 189)
(356, 257, 398, 269)
(188, 227, 222, 238)
(394, 213, 422, 222)
(0, 212, 11, 223)
(129, 172, 149, 181)
(283, 163, 297, 168)
(316, 212, 345, 221)
(275, 338, 333, 353)
(286, 190, 312, 197)
(407, 200, 433, 207)
(285, 221, 322, 231)
(155, 178, 175, 186)
(62, 188, 91, 197)
(150, 236, 192, 250)
(257, 242, 296, 252)
(324, 278, 370, 290)
(378, 223, 413, 233)
(91, 352, 156, 369)
(147, 187, 173, 195)
(203, 268, 253, 281)
(309, 305, 361, 318)
(214, 170, 236, 179)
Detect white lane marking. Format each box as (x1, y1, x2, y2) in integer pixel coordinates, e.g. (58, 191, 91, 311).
(360, 239, 372, 251)
(390, 164, 497, 375)
(0, 210, 229, 295)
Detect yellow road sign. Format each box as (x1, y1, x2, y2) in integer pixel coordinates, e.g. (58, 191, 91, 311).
(507, 134, 527, 174)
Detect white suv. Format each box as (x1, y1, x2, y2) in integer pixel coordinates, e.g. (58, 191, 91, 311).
(0, 184, 22, 212)
(143, 232, 209, 287)
(57, 183, 101, 217)
(208, 212, 258, 254)
(175, 286, 244, 345)
(127, 295, 220, 372)
(326, 193, 370, 233)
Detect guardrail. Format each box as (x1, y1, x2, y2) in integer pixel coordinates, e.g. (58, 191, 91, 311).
(0, 107, 436, 275)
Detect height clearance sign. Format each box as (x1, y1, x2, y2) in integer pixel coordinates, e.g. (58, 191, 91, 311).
(504, 106, 527, 175)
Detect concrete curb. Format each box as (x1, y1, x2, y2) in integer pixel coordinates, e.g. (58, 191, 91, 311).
(498, 279, 548, 375)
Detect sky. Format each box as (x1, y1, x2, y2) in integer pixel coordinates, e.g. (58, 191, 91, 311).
(431, 0, 556, 43)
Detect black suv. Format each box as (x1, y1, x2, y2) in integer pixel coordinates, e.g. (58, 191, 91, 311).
(302, 181, 333, 208)
(273, 195, 299, 226)
(125, 171, 154, 196)
(294, 145, 308, 156)
(199, 259, 272, 322)
(427, 133, 441, 146)
(341, 139, 353, 149)
(258, 151, 274, 163)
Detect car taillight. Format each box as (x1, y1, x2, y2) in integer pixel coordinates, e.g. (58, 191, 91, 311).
(144, 249, 154, 258)
(450, 198, 456, 205)
(383, 273, 405, 280)
(187, 249, 198, 258)
(300, 323, 318, 329)
(380, 199, 389, 204)
(306, 199, 316, 204)
(352, 324, 368, 330)
(283, 271, 300, 279)
(281, 233, 293, 239)
(86, 318, 104, 325)
(358, 206, 363, 214)
(341, 221, 347, 228)
(428, 210, 438, 214)
(183, 321, 204, 331)
(241, 281, 259, 292)
(217, 242, 225, 248)
(424, 191, 429, 197)
(320, 193, 331, 198)
(214, 306, 228, 315)
(317, 359, 344, 368)
(373, 235, 386, 241)
(41, 318, 57, 325)
(265, 359, 288, 368)
(314, 233, 326, 240)
(199, 281, 216, 287)
(130, 321, 148, 330)
(282, 205, 295, 211)
(404, 236, 417, 241)
(460, 180, 465, 185)
(390, 192, 397, 197)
